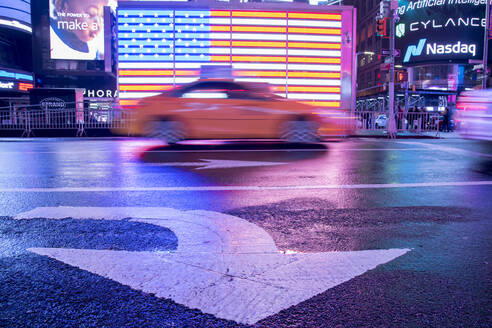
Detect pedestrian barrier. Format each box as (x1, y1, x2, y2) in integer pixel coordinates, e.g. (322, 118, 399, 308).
(355, 111, 440, 135)
(0, 102, 135, 137)
(1, 104, 440, 137)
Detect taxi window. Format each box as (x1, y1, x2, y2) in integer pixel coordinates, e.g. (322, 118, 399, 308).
(224, 82, 266, 100)
(181, 82, 229, 99)
(227, 88, 254, 100)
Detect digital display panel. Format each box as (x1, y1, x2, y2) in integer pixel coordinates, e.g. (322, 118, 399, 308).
(117, 9, 343, 107)
(396, 0, 488, 65)
(0, 0, 32, 32)
(49, 0, 116, 60)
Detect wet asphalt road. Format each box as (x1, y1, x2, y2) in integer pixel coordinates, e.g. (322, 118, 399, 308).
(0, 137, 491, 328)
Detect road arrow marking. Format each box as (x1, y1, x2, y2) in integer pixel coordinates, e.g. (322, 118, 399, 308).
(147, 159, 286, 170)
(16, 207, 410, 324)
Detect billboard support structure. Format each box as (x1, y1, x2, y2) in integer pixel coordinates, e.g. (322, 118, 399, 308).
(483, 0, 490, 89)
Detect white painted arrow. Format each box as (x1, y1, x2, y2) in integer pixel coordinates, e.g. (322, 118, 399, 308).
(147, 159, 286, 170)
(16, 207, 410, 325)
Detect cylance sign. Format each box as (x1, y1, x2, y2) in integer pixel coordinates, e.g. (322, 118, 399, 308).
(396, 0, 490, 65)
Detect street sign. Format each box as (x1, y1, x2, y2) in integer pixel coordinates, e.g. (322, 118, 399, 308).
(382, 49, 400, 57)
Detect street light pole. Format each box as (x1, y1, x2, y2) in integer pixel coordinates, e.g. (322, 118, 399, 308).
(387, 9, 397, 138)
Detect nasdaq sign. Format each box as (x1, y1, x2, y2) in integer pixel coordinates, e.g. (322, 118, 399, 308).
(404, 39, 478, 62)
(396, 0, 489, 65)
(403, 38, 426, 62)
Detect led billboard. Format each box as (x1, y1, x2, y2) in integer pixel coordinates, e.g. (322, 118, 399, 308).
(49, 0, 116, 60)
(396, 0, 489, 65)
(0, 0, 31, 33)
(117, 6, 354, 109)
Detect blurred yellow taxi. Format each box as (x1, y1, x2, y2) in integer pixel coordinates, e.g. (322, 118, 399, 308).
(116, 79, 353, 144)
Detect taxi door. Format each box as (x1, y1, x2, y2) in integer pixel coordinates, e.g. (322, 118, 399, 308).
(174, 82, 242, 139)
(225, 89, 289, 138)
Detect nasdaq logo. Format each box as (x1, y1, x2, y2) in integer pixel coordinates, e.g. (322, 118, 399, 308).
(396, 24, 405, 38)
(403, 39, 426, 63)
(426, 41, 477, 57)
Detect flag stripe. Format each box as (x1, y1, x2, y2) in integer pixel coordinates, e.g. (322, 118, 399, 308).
(120, 92, 162, 99)
(210, 10, 231, 17)
(286, 93, 340, 100)
(233, 78, 341, 86)
(274, 86, 341, 93)
(119, 84, 174, 91)
(289, 27, 341, 35)
(233, 71, 341, 78)
(232, 11, 287, 18)
(230, 18, 287, 26)
(301, 101, 341, 107)
(288, 19, 341, 28)
(208, 40, 341, 49)
(119, 99, 140, 106)
(288, 12, 341, 20)
(119, 70, 199, 76)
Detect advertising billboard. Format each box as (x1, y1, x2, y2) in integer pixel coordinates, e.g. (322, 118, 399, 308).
(0, 68, 34, 93)
(116, 4, 355, 110)
(49, 0, 116, 60)
(396, 0, 489, 65)
(0, 0, 31, 33)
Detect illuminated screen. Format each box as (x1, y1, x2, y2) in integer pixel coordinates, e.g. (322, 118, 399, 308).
(396, 0, 488, 65)
(0, 0, 31, 32)
(49, 0, 115, 60)
(117, 9, 342, 107)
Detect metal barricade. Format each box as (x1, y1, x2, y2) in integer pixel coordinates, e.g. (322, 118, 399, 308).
(355, 111, 440, 135)
(2, 105, 442, 137)
(0, 104, 136, 137)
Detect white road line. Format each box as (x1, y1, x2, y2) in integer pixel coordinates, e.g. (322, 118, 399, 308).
(140, 148, 426, 153)
(1, 181, 491, 192)
(0, 148, 427, 154)
(398, 141, 492, 158)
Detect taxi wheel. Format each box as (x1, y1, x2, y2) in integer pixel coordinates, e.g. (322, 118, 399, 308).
(280, 119, 319, 143)
(146, 120, 186, 144)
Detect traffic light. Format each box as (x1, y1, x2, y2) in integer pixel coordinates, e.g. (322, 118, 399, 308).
(396, 70, 408, 83)
(376, 18, 389, 38)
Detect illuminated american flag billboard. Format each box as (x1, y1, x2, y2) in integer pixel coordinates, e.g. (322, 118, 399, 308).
(117, 4, 354, 109)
